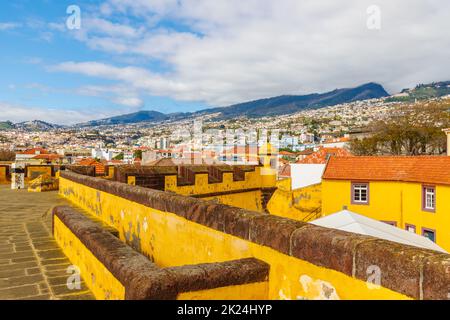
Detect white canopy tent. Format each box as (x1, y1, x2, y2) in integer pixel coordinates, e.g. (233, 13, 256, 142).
(310, 210, 446, 253)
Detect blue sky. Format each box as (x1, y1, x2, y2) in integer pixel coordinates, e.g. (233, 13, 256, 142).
(0, 0, 206, 124)
(0, 0, 449, 124)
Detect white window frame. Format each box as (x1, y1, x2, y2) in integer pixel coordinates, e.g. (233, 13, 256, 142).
(423, 186, 436, 211)
(352, 183, 369, 204)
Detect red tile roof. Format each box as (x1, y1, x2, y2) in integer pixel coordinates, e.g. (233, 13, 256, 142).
(297, 148, 314, 156)
(279, 151, 296, 156)
(221, 145, 259, 156)
(32, 154, 62, 160)
(78, 158, 105, 175)
(297, 147, 351, 164)
(17, 148, 49, 155)
(279, 164, 291, 177)
(323, 156, 450, 186)
(146, 158, 176, 166)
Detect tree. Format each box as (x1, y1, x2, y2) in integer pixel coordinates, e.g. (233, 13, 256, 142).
(113, 153, 124, 160)
(350, 100, 450, 156)
(133, 150, 143, 160)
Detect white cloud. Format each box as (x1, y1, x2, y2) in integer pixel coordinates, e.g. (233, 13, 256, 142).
(52, 0, 450, 106)
(0, 102, 99, 125)
(75, 84, 144, 108)
(0, 22, 21, 31)
(84, 17, 143, 38)
(112, 96, 143, 108)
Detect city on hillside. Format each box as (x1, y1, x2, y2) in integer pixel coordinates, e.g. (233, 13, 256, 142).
(1, 0, 450, 307)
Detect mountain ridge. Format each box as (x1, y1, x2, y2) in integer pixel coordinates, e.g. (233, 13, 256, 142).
(10, 81, 445, 128)
(74, 82, 390, 126)
(193, 82, 389, 119)
(82, 110, 169, 127)
(0, 120, 60, 131)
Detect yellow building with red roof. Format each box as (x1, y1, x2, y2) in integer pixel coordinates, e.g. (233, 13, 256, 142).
(322, 156, 450, 251)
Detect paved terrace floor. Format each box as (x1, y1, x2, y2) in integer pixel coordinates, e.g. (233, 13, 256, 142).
(0, 185, 94, 300)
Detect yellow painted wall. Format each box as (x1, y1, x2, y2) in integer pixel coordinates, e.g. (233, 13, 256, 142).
(53, 215, 125, 300)
(163, 167, 274, 212)
(165, 167, 275, 195)
(268, 183, 322, 222)
(203, 190, 262, 212)
(178, 282, 268, 300)
(0, 167, 7, 184)
(59, 177, 411, 300)
(322, 180, 450, 252)
(127, 176, 136, 186)
(107, 166, 115, 179)
(55, 212, 270, 300)
(26, 166, 52, 180)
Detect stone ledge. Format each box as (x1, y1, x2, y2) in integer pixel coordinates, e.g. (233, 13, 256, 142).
(66, 165, 96, 177)
(53, 205, 269, 300)
(60, 171, 450, 299)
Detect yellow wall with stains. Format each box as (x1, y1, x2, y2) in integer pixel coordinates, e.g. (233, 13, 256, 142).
(53, 215, 125, 300)
(125, 167, 275, 212)
(164, 169, 266, 195)
(26, 166, 52, 180)
(268, 182, 322, 222)
(54, 212, 268, 300)
(59, 176, 411, 300)
(322, 179, 450, 252)
(0, 167, 7, 184)
(202, 190, 263, 212)
(177, 282, 268, 300)
(163, 167, 275, 212)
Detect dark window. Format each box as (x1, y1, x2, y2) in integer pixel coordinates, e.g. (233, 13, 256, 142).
(422, 228, 436, 243)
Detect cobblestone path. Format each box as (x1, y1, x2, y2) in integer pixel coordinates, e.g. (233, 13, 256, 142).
(0, 185, 94, 300)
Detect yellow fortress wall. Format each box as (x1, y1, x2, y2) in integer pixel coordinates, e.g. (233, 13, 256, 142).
(122, 165, 277, 212)
(26, 165, 53, 180)
(0, 165, 8, 184)
(53, 206, 269, 300)
(268, 181, 322, 222)
(55, 171, 450, 300)
(53, 215, 125, 300)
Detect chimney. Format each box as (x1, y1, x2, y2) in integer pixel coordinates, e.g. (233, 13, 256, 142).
(445, 129, 450, 156)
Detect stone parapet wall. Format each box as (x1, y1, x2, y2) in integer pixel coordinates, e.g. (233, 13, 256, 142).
(53, 205, 269, 300)
(60, 171, 424, 299)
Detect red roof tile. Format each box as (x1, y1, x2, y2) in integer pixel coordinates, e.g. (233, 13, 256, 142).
(323, 156, 450, 186)
(17, 148, 49, 155)
(78, 158, 105, 175)
(32, 154, 62, 160)
(279, 164, 291, 177)
(297, 147, 351, 164)
(279, 151, 295, 156)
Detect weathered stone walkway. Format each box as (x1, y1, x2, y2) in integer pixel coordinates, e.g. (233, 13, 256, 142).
(0, 185, 94, 300)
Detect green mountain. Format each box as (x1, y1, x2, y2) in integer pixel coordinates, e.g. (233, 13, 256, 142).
(15, 120, 60, 131)
(79, 82, 389, 126)
(82, 110, 169, 126)
(387, 81, 450, 102)
(194, 82, 389, 119)
(0, 121, 14, 130)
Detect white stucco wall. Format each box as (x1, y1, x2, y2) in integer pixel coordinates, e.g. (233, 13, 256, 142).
(290, 164, 326, 189)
